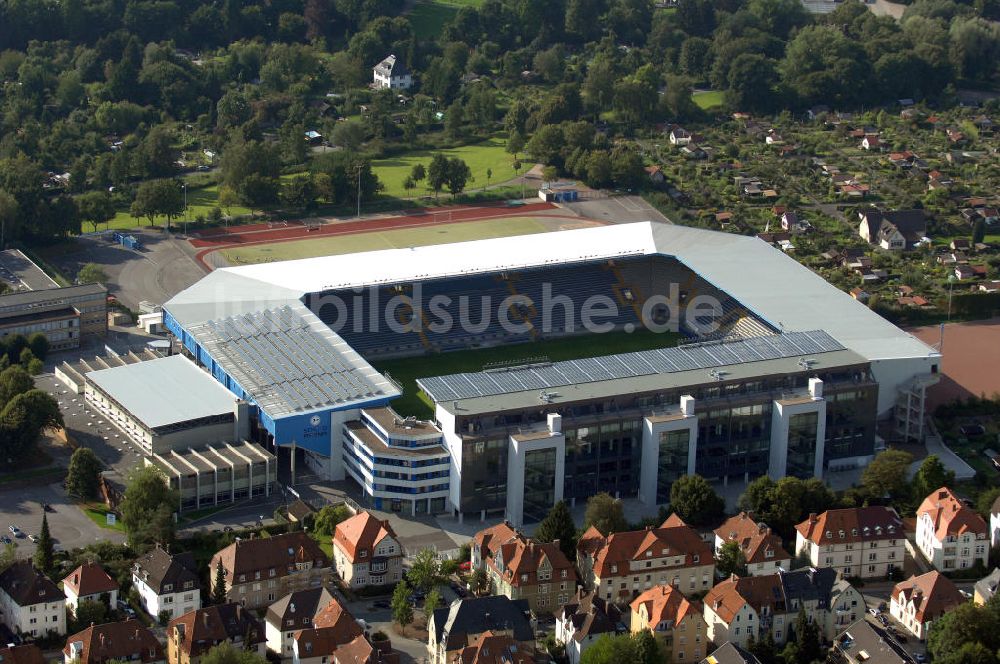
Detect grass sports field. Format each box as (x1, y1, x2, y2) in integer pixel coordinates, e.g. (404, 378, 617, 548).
(372, 137, 516, 198)
(408, 0, 484, 39)
(219, 216, 549, 264)
(376, 329, 682, 417)
(693, 90, 725, 110)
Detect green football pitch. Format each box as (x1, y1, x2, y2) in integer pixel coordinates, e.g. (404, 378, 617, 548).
(374, 329, 681, 418)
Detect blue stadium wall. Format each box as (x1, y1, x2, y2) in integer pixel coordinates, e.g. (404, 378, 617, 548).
(163, 308, 393, 455)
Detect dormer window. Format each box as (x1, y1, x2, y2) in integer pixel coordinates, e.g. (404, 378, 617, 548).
(164, 584, 173, 592)
(646, 551, 652, 557)
(254, 572, 261, 580)
(360, 551, 367, 558)
(851, 529, 858, 537)
(825, 531, 832, 539)
(839, 530, 845, 539)
(269, 568, 276, 577)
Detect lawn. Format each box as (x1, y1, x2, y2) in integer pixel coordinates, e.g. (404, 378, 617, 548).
(372, 137, 517, 199)
(80, 502, 126, 532)
(375, 329, 681, 418)
(220, 216, 548, 265)
(408, 0, 484, 39)
(100, 182, 251, 233)
(692, 90, 725, 110)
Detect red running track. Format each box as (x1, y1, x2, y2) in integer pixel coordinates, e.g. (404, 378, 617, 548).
(190, 202, 557, 248)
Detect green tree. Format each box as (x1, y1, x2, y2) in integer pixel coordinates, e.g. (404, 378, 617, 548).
(669, 474, 725, 526)
(410, 163, 426, 184)
(73, 599, 109, 629)
(424, 588, 441, 624)
(427, 154, 450, 199)
(861, 449, 914, 502)
(913, 455, 956, 501)
(77, 263, 108, 285)
(716, 540, 748, 578)
(928, 601, 1000, 661)
(119, 465, 177, 552)
(534, 501, 578, 561)
(33, 512, 54, 575)
(77, 191, 116, 233)
(66, 447, 103, 501)
(726, 54, 779, 113)
(789, 607, 823, 664)
(27, 333, 49, 361)
(312, 504, 352, 536)
(199, 641, 268, 664)
(409, 548, 444, 592)
(470, 567, 490, 596)
(331, 121, 366, 151)
(238, 174, 281, 213)
(1, 389, 63, 461)
(0, 365, 34, 405)
(392, 579, 414, 633)
(584, 493, 627, 535)
(446, 158, 473, 195)
(633, 629, 661, 664)
(507, 131, 526, 160)
(580, 633, 637, 664)
(212, 558, 228, 605)
(130, 179, 184, 230)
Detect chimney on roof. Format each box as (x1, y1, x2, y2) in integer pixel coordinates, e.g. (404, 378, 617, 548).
(809, 513, 818, 523)
(204, 612, 210, 628)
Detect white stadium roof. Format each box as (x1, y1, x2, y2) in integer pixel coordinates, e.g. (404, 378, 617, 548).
(165, 221, 937, 365)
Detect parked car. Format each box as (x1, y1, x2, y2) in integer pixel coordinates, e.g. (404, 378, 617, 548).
(0, 536, 12, 545)
(372, 600, 390, 610)
(878, 614, 890, 627)
(28, 534, 38, 543)
(8, 525, 20, 536)
(914, 654, 928, 663)
(116, 600, 136, 618)
(868, 608, 880, 616)
(961, 423, 985, 437)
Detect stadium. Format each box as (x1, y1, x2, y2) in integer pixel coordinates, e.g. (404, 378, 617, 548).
(163, 221, 940, 525)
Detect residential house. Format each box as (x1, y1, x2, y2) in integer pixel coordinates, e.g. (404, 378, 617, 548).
(860, 136, 882, 151)
(889, 151, 917, 168)
(703, 568, 860, 649)
(372, 55, 411, 90)
(428, 596, 534, 664)
(265, 587, 335, 659)
(780, 212, 810, 234)
(210, 532, 331, 610)
(0, 561, 66, 638)
(954, 265, 976, 280)
(332, 512, 403, 590)
(472, 522, 518, 572)
(858, 208, 926, 251)
(765, 130, 784, 146)
(834, 620, 915, 664)
(555, 589, 625, 664)
(290, 597, 370, 664)
(951, 238, 971, 252)
(63, 620, 164, 664)
(132, 546, 201, 621)
(167, 603, 266, 664)
(947, 128, 966, 144)
(713, 513, 791, 577)
(645, 166, 666, 184)
(630, 584, 707, 663)
(453, 631, 543, 664)
(669, 128, 692, 146)
(795, 507, 905, 579)
(480, 531, 577, 614)
(699, 643, 762, 664)
(286, 500, 316, 524)
(980, 281, 1000, 293)
(889, 571, 965, 640)
(62, 562, 119, 618)
(849, 288, 869, 303)
(974, 568, 1000, 605)
(916, 486, 989, 572)
(0, 644, 43, 664)
(577, 515, 715, 602)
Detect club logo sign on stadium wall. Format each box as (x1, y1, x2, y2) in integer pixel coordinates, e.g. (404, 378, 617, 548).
(303, 414, 329, 439)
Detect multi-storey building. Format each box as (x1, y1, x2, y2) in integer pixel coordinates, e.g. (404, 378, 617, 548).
(132, 546, 201, 622)
(0, 561, 66, 639)
(794, 507, 904, 579)
(703, 568, 860, 649)
(428, 596, 534, 664)
(210, 532, 331, 609)
(916, 487, 989, 572)
(0, 283, 107, 351)
(713, 513, 791, 577)
(64, 619, 164, 664)
(555, 589, 625, 664)
(341, 407, 450, 516)
(889, 571, 965, 639)
(479, 532, 577, 614)
(835, 620, 916, 664)
(332, 511, 403, 589)
(630, 584, 708, 663)
(974, 567, 1000, 605)
(471, 522, 518, 572)
(291, 593, 367, 664)
(264, 587, 335, 660)
(62, 562, 119, 618)
(167, 604, 265, 664)
(577, 514, 715, 602)
(453, 631, 544, 664)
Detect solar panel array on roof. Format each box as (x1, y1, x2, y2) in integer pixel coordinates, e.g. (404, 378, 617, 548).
(417, 330, 845, 402)
(190, 304, 386, 416)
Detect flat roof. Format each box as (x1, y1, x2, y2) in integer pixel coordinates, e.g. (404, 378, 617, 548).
(0, 282, 105, 315)
(345, 421, 447, 458)
(165, 222, 936, 364)
(186, 303, 398, 419)
(419, 330, 844, 403)
(86, 355, 237, 430)
(428, 345, 869, 416)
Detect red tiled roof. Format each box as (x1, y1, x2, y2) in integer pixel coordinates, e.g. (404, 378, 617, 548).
(454, 631, 537, 664)
(474, 522, 518, 563)
(795, 506, 903, 545)
(167, 603, 264, 659)
(917, 487, 987, 541)
(212, 531, 330, 581)
(577, 516, 711, 582)
(630, 584, 701, 630)
(714, 513, 791, 565)
(333, 512, 398, 563)
(63, 620, 163, 664)
(0, 644, 43, 664)
(488, 535, 576, 588)
(704, 575, 781, 625)
(63, 562, 119, 598)
(893, 571, 964, 624)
